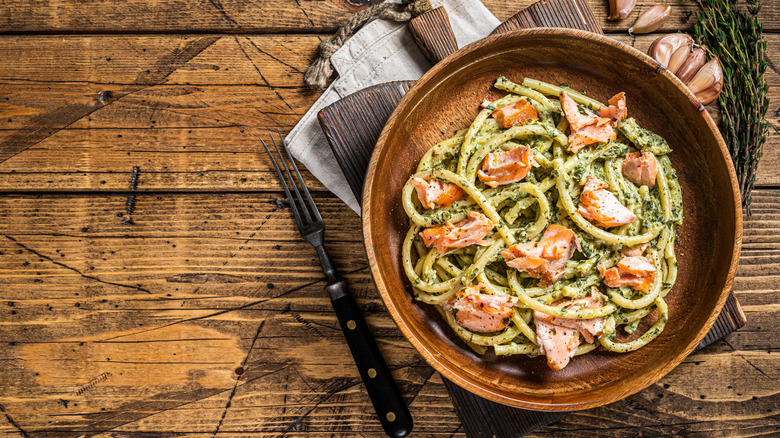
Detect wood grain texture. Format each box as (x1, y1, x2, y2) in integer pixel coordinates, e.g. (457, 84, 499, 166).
(0, 0, 776, 33)
(0, 192, 776, 436)
(0, 33, 778, 191)
(492, 0, 602, 35)
(408, 7, 459, 65)
(0, 193, 458, 437)
(0, 0, 776, 435)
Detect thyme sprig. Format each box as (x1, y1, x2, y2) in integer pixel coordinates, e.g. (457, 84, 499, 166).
(692, 0, 769, 213)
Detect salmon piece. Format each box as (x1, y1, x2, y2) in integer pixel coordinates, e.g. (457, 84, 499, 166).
(578, 176, 637, 228)
(621, 243, 649, 258)
(534, 287, 607, 370)
(622, 151, 658, 187)
(535, 288, 607, 342)
(598, 255, 656, 293)
(561, 92, 616, 153)
(597, 92, 627, 124)
(568, 122, 618, 153)
(505, 255, 548, 271)
(478, 145, 539, 188)
(560, 91, 611, 132)
(410, 177, 467, 210)
(492, 99, 539, 128)
(448, 285, 518, 333)
(502, 224, 581, 285)
(420, 211, 493, 255)
(534, 318, 580, 370)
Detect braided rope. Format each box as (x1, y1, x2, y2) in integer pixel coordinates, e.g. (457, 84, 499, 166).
(304, 0, 433, 89)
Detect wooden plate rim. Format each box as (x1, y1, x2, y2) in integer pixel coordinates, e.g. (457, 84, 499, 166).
(362, 27, 743, 411)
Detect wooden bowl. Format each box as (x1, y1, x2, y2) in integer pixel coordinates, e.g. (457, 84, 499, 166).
(362, 28, 742, 411)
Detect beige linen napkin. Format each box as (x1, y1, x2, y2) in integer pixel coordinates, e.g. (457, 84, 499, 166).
(286, 0, 499, 214)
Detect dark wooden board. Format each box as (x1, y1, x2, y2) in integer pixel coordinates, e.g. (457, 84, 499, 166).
(319, 82, 415, 203)
(492, 0, 602, 35)
(317, 0, 747, 435)
(408, 7, 459, 65)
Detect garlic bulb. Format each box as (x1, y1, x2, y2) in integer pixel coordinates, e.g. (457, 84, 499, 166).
(648, 34, 692, 70)
(608, 0, 636, 20)
(629, 5, 672, 34)
(648, 34, 724, 105)
(667, 37, 693, 74)
(675, 47, 707, 84)
(687, 58, 723, 105)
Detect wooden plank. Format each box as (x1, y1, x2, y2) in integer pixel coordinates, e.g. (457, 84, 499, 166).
(0, 0, 776, 33)
(0, 125, 329, 193)
(0, 34, 327, 192)
(408, 7, 460, 64)
(0, 34, 313, 86)
(0, 34, 777, 192)
(0, 191, 776, 436)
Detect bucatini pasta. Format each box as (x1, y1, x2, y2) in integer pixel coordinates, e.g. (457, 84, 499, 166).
(401, 76, 683, 370)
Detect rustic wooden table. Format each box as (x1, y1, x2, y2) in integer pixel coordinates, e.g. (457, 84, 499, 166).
(0, 1, 777, 436)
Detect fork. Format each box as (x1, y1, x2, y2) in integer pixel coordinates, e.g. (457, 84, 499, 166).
(262, 130, 412, 438)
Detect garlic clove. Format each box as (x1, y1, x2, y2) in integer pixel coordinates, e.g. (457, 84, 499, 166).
(629, 5, 672, 34)
(648, 34, 692, 69)
(675, 47, 707, 84)
(667, 37, 693, 74)
(687, 57, 723, 105)
(608, 0, 636, 20)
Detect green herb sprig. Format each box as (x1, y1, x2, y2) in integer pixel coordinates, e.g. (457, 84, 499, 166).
(692, 0, 769, 213)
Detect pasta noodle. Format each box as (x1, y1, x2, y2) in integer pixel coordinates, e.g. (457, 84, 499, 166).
(401, 77, 683, 370)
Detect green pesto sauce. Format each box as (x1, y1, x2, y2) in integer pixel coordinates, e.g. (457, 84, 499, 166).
(619, 118, 673, 155)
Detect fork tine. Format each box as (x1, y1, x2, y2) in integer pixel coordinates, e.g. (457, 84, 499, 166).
(261, 137, 304, 230)
(269, 132, 313, 224)
(276, 128, 322, 222)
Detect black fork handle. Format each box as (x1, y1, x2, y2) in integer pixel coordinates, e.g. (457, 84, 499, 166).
(326, 279, 413, 438)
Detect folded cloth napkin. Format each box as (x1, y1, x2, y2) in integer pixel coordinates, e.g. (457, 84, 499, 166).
(286, 0, 499, 214)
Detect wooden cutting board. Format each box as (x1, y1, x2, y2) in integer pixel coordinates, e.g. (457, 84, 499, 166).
(317, 0, 747, 435)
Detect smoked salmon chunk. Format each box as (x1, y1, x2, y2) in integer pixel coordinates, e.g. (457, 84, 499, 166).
(568, 123, 617, 153)
(578, 176, 637, 228)
(492, 99, 539, 128)
(478, 145, 539, 188)
(447, 285, 518, 333)
(597, 92, 627, 124)
(502, 224, 581, 285)
(561, 91, 617, 153)
(599, 255, 656, 293)
(534, 287, 607, 370)
(621, 243, 649, 258)
(410, 177, 466, 209)
(560, 91, 611, 131)
(534, 318, 580, 370)
(419, 211, 493, 255)
(622, 150, 658, 187)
